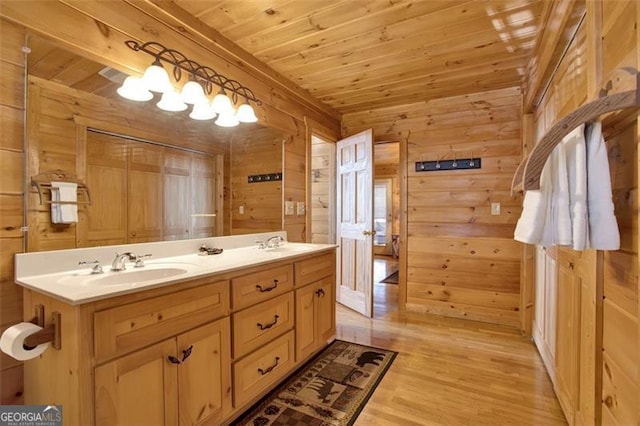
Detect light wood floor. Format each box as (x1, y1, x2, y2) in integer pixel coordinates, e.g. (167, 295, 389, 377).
(336, 256, 567, 425)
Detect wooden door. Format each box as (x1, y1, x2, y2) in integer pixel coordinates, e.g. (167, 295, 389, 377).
(128, 142, 163, 242)
(95, 339, 178, 426)
(556, 249, 581, 424)
(176, 318, 231, 426)
(336, 129, 374, 317)
(163, 149, 191, 241)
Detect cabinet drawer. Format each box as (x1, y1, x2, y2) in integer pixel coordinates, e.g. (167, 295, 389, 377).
(94, 280, 230, 362)
(232, 292, 294, 359)
(231, 264, 294, 310)
(233, 330, 295, 408)
(294, 252, 335, 287)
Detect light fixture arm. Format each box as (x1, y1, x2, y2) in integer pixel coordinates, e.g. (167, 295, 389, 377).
(125, 40, 261, 106)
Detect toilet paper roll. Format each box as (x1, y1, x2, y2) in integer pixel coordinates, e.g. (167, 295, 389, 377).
(1, 322, 50, 361)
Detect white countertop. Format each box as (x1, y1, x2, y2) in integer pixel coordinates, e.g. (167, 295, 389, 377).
(15, 233, 336, 305)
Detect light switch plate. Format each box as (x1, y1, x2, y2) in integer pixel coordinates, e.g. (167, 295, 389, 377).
(239, 205, 244, 215)
(285, 201, 294, 215)
(296, 202, 305, 215)
(491, 202, 501, 215)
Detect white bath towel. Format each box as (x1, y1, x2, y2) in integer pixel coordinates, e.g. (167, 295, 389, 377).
(50, 181, 78, 224)
(585, 122, 620, 250)
(550, 141, 572, 246)
(563, 124, 589, 250)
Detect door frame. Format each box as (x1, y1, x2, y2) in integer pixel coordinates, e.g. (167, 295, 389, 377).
(373, 178, 393, 256)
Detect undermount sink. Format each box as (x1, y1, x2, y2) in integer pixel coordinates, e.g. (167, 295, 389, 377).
(88, 267, 189, 286)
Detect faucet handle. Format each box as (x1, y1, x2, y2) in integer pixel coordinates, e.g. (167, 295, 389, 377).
(255, 240, 265, 249)
(134, 254, 152, 268)
(79, 260, 103, 274)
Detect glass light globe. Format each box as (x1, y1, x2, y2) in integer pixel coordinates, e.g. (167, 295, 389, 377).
(236, 103, 258, 123)
(215, 110, 239, 127)
(141, 60, 173, 93)
(157, 89, 188, 112)
(181, 79, 206, 105)
(117, 76, 153, 101)
(211, 90, 233, 114)
(189, 102, 217, 120)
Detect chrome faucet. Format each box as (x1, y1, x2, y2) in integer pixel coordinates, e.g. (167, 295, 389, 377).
(264, 235, 284, 249)
(111, 252, 137, 272)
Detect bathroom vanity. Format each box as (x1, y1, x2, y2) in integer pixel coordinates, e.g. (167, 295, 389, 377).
(13, 234, 336, 425)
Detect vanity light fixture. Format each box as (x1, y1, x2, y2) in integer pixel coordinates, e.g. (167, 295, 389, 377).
(117, 40, 261, 126)
(117, 76, 153, 101)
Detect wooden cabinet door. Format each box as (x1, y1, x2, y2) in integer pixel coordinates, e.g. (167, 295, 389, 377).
(295, 283, 317, 361)
(316, 276, 335, 344)
(555, 252, 581, 424)
(296, 276, 336, 362)
(95, 339, 178, 426)
(177, 318, 231, 426)
(191, 152, 217, 238)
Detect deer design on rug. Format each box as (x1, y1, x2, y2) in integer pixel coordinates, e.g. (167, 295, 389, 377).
(356, 351, 385, 367)
(307, 378, 339, 403)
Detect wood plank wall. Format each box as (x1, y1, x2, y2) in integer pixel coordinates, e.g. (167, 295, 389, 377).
(343, 87, 523, 327)
(0, 19, 25, 405)
(283, 130, 308, 242)
(528, 1, 638, 424)
(374, 143, 400, 239)
(310, 136, 334, 244)
(230, 127, 283, 235)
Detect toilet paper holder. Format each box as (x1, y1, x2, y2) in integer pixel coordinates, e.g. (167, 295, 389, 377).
(24, 305, 61, 351)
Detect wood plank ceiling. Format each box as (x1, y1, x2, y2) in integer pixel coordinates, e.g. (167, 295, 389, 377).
(173, 0, 543, 114)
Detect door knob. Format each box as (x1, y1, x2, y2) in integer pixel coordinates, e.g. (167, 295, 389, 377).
(363, 230, 377, 236)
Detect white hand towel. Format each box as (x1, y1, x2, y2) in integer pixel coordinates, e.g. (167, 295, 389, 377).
(585, 122, 620, 250)
(50, 181, 78, 224)
(514, 160, 552, 245)
(563, 124, 589, 250)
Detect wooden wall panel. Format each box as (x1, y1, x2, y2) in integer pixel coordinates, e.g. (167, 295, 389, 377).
(284, 131, 307, 242)
(0, 18, 25, 405)
(343, 87, 523, 327)
(311, 137, 333, 244)
(230, 127, 283, 235)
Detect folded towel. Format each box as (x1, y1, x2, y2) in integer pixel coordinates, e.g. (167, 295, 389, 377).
(551, 141, 572, 246)
(514, 161, 552, 245)
(563, 124, 589, 250)
(585, 122, 620, 250)
(50, 181, 78, 224)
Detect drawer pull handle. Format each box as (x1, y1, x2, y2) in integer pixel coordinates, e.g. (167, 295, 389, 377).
(256, 279, 279, 293)
(257, 315, 280, 330)
(315, 288, 325, 297)
(181, 345, 193, 362)
(258, 357, 280, 375)
(167, 355, 181, 365)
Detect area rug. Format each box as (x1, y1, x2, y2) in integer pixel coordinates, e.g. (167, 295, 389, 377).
(233, 340, 397, 426)
(380, 270, 398, 284)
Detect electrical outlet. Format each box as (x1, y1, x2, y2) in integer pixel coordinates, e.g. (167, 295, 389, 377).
(285, 201, 294, 215)
(297, 202, 305, 215)
(239, 205, 244, 215)
(491, 202, 501, 215)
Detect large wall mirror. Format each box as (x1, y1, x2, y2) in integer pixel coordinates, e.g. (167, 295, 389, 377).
(24, 34, 287, 252)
